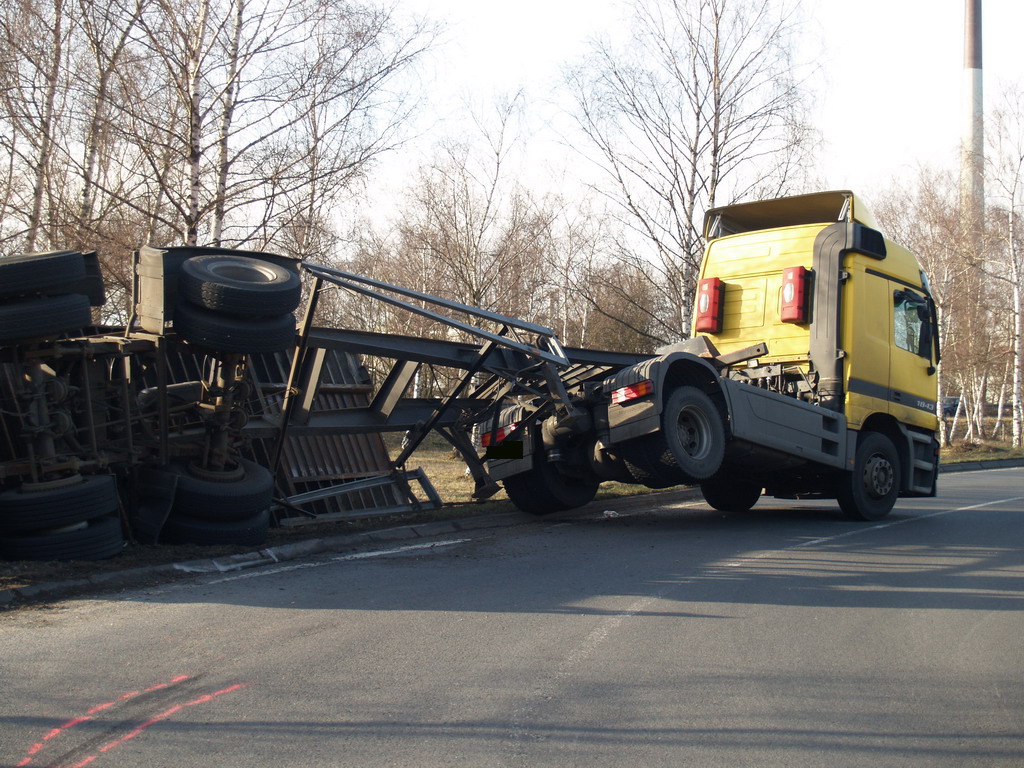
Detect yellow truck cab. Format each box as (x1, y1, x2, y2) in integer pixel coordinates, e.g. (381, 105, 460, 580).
(689, 190, 940, 517)
(486, 190, 939, 522)
(596, 190, 940, 521)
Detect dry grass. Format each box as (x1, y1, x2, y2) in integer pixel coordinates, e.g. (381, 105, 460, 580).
(940, 439, 1024, 463)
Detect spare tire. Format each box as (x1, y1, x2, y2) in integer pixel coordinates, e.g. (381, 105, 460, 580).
(179, 254, 301, 317)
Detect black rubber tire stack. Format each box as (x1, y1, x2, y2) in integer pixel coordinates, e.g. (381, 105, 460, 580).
(0, 251, 92, 343)
(157, 458, 274, 546)
(0, 475, 125, 561)
(172, 254, 300, 354)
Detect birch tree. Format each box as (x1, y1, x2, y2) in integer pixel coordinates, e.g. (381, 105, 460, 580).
(988, 86, 1024, 446)
(567, 0, 814, 344)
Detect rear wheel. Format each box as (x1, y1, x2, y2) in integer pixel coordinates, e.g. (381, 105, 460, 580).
(837, 432, 900, 521)
(0, 475, 118, 531)
(619, 385, 725, 487)
(0, 515, 124, 561)
(700, 476, 762, 512)
(167, 458, 274, 522)
(160, 508, 270, 546)
(502, 447, 599, 516)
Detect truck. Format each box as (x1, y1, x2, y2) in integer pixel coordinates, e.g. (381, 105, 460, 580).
(0, 189, 939, 561)
(475, 190, 941, 521)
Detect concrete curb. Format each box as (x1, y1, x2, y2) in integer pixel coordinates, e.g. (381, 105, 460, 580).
(2, 462, 1020, 608)
(0, 511, 528, 607)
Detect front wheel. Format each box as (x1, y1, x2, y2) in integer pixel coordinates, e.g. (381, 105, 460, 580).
(836, 432, 900, 521)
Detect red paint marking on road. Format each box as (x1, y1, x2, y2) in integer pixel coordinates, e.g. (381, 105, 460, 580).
(66, 755, 98, 768)
(91, 683, 247, 760)
(14, 675, 192, 767)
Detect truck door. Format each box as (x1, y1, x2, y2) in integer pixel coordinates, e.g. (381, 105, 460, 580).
(888, 284, 937, 429)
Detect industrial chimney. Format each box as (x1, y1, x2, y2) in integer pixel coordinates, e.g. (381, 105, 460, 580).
(961, 0, 984, 215)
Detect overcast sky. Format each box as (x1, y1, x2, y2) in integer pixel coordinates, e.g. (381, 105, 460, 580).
(366, 0, 1024, 213)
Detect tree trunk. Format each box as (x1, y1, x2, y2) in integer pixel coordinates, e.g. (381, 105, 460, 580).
(186, 0, 211, 246)
(212, 0, 243, 246)
(27, 0, 66, 252)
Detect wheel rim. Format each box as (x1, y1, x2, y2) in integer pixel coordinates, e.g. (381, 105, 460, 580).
(862, 453, 895, 498)
(676, 405, 713, 459)
(208, 260, 279, 284)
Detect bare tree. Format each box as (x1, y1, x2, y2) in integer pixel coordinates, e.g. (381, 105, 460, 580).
(0, 0, 76, 252)
(987, 84, 1024, 446)
(566, 0, 814, 343)
(874, 166, 1013, 447)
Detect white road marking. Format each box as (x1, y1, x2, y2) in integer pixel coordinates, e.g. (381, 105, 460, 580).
(719, 495, 1024, 568)
(205, 538, 471, 584)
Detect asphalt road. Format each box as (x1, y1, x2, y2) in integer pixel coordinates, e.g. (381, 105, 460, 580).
(2, 467, 1022, 767)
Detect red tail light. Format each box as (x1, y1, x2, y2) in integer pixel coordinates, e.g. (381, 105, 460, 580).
(611, 379, 654, 404)
(780, 266, 810, 324)
(481, 423, 517, 447)
(695, 277, 725, 333)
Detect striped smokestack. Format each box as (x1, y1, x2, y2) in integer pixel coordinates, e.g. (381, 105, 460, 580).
(961, 0, 984, 214)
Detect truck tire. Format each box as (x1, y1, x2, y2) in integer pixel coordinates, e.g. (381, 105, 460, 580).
(0, 474, 119, 531)
(661, 386, 725, 481)
(179, 254, 301, 317)
(620, 385, 725, 487)
(167, 458, 274, 522)
(501, 452, 599, 515)
(619, 444, 679, 489)
(0, 515, 124, 561)
(173, 301, 296, 354)
(0, 251, 86, 298)
(0, 293, 91, 343)
(836, 431, 900, 521)
(700, 476, 762, 512)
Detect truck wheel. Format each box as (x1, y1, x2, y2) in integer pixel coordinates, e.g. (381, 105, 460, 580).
(0, 293, 91, 343)
(660, 386, 725, 482)
(160, 508, 270, 546)
(0, 251, 86, 298)
(700, 476, 762, 512)
(167, 458, 274, 522)
(0, 515, 124, 561)
(0, 474, 119, 531)
(179, 254, 301, 317)
(173, 301, 296, 354)
(837, 432, 900, 521)
(502, 455, 599, 515)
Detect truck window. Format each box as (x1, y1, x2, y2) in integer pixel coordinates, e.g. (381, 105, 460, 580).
(893, 289, 931, 358)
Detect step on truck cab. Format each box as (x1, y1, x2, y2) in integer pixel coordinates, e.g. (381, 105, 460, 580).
(488, 190, 940, 521)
